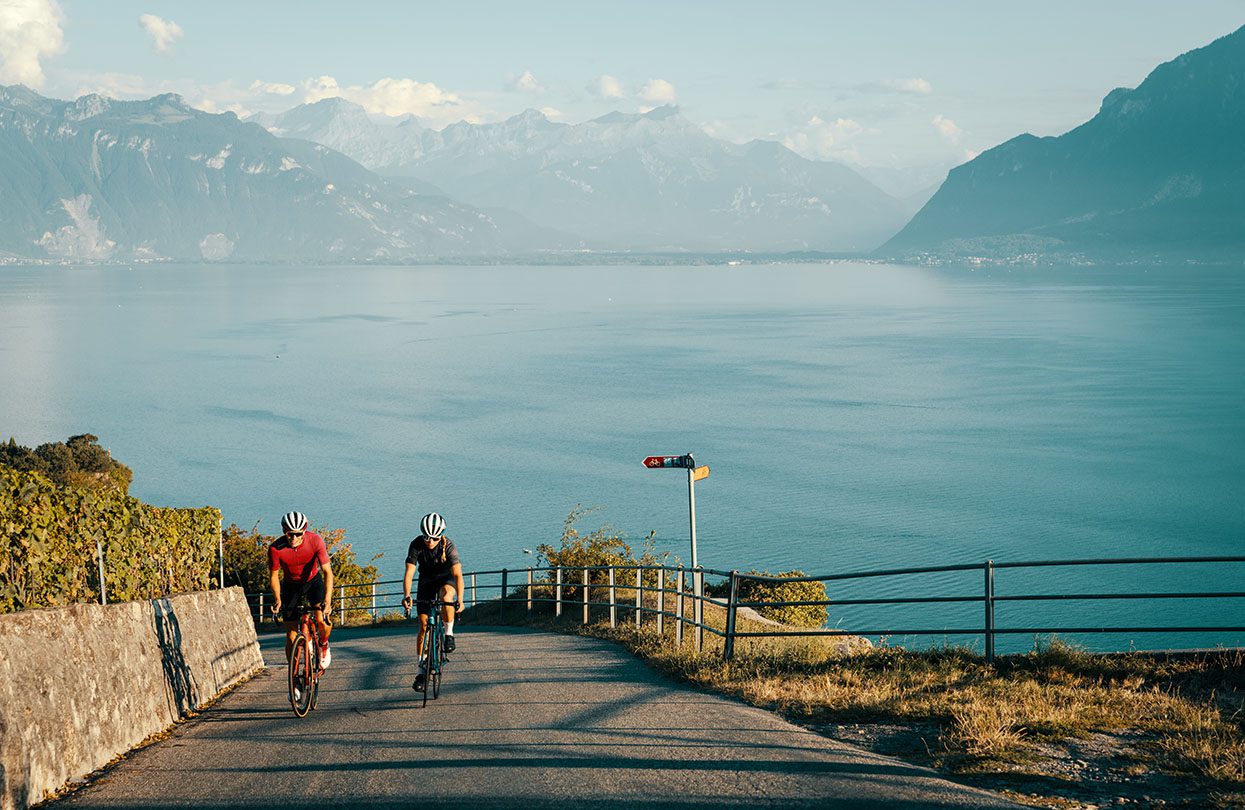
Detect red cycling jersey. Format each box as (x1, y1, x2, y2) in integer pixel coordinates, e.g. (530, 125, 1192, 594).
(269, 531, 330, 584)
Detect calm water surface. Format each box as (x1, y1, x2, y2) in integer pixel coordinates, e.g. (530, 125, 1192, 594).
(2, 262, 1242, 650)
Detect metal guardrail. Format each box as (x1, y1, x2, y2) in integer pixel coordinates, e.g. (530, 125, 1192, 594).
(245, 556, 1245, 663)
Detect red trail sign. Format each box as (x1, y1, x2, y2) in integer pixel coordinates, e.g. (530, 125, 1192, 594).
(643, 455, 695, 469)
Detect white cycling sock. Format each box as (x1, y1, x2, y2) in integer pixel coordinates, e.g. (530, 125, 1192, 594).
(445, 621, 455, 635)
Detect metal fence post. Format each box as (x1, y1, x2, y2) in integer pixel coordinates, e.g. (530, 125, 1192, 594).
(582, 567, 589, 625)
(527, 568, 533, 613)
(723, 570, 739, 661)
(635, 568, 642, 628)
(501, 569, 508, 621)
(675, 565, 684, 645)
(555, 567, 563, 617)
(258, 591, 264, 624)
(339, 584, 345, 625)
(471, 573, 477, 609)
(218, 518, 224, 589)
(694, 567, 704, 653)
(371, 582, 377, 622)
(656, 567, 665, 637)
(984, 560, 996, 664)
(96, 538, 107, 605)
(608, 567, 617, 628)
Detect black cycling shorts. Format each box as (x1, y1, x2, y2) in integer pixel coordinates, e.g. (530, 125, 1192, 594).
(416, 575, 457, 616)
(280, 574, 326, 623)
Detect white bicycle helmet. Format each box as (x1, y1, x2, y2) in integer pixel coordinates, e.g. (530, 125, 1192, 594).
(420, 512, 445, 539)
(281, 511, 309, 533)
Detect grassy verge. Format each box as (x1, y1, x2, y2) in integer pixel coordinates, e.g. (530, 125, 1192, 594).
(466, 594, 1245, 808)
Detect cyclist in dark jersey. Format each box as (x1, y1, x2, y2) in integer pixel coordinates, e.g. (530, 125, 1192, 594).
(268, 511, 334, 668)
(401, 512, 465, 690)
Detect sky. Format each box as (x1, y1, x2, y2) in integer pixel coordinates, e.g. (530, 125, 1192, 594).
(2, 0, 1243, 174)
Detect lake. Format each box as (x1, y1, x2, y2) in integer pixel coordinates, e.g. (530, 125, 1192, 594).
(2, 261, 1242, 651)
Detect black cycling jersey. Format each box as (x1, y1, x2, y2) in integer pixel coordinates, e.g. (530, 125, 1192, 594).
(406, 535, 460, 581)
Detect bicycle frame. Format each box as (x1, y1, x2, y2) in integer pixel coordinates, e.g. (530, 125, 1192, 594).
(287, 596, 325, 717)
(408, 597, 448, 705)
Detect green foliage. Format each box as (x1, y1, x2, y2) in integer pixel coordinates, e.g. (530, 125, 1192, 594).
(709, 570, 828, 628)
(222, 522, 381, 623)
(533, 506, 670, 598)
(536, 505, 635, 577)
(221, 522, 270, 594)
(1, 434, 133, 494)
(0, 464, 220, 612)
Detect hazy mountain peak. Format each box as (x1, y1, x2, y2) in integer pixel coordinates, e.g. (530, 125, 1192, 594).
(884, 23, 1245, 260)
(641, 104, 682, 120)
(0, 84, 46, 108)
(64, 93, 111, 121)
(0, 85, 549, 261)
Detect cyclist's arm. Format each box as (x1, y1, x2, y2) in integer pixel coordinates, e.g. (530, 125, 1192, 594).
(269, 569, 282, 613)
(322, 560, 334, 616)
(452, 562, 465, 611)
(402, 562, 416, 607)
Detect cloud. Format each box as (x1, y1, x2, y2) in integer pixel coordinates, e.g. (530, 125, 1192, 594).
(782, 115, 865, 162)
(0, 0, 65, 88)
(249, 79, 296, 96)
(540, 106, 564, 120)
(883, 78, 932, 95)
(301, 75, 480, 126)
(508, 70, 544, 94)
(74, 71, 160, 98)
(588, 74, 625, 100)
(931, 114, 964, 143)
(759, 78, 801, 91)
(138, 14, 183, 54)
(639, 78, 676, 105)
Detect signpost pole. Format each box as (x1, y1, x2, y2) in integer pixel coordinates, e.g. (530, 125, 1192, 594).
(687, 465, 698, 571)
(687, 465, 700, 607)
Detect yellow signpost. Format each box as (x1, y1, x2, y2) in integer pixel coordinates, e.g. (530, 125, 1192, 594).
(693, 465, 710, 481)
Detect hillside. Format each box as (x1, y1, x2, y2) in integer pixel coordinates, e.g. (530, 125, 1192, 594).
(882, 25, 1245, 261)
(254, 103, 910, 253)
(0, 86, 551, 262)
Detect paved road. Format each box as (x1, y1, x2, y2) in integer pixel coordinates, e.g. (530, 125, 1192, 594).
(56, 625, 1019, 809)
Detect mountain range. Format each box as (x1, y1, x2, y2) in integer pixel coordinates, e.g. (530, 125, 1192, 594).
(3, 24, 1242, 264)
(884, 24, 1245, 261)
(251, 103, 911, 253)
(0, 86, 549, 262)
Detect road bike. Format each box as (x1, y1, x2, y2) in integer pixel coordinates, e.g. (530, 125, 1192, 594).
(406, 597, 448, 707)
(279, 595, 327, 717)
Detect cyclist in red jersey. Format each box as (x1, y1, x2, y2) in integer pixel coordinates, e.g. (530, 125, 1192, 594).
(268, 511, 334, 668)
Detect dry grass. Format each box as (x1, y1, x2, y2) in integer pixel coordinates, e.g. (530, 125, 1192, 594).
(469, 595, 1245, 797)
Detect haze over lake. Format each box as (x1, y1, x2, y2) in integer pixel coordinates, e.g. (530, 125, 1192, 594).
(2, 262, 1242, 649)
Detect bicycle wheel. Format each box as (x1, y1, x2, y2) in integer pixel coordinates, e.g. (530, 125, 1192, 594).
(289, 634, 313, 717)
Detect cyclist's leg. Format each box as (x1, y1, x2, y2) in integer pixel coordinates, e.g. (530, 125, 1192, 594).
(308, 574, 330, 640)
(439, 579, 458, 651)
(279, 581, 300, 660)
(413, 580, 433, 689)
(415, 611, 429, 660)
(305, 575, 331, 666)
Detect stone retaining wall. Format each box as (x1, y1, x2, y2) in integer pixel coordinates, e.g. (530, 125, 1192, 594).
(0, 587, 263, 810)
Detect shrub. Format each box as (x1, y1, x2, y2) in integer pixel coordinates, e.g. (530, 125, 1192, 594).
(1, 434, 132, 494)
(709, 570, 828, 628)
(0, 464, 218, 612)
(534, 506, 669, 598)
